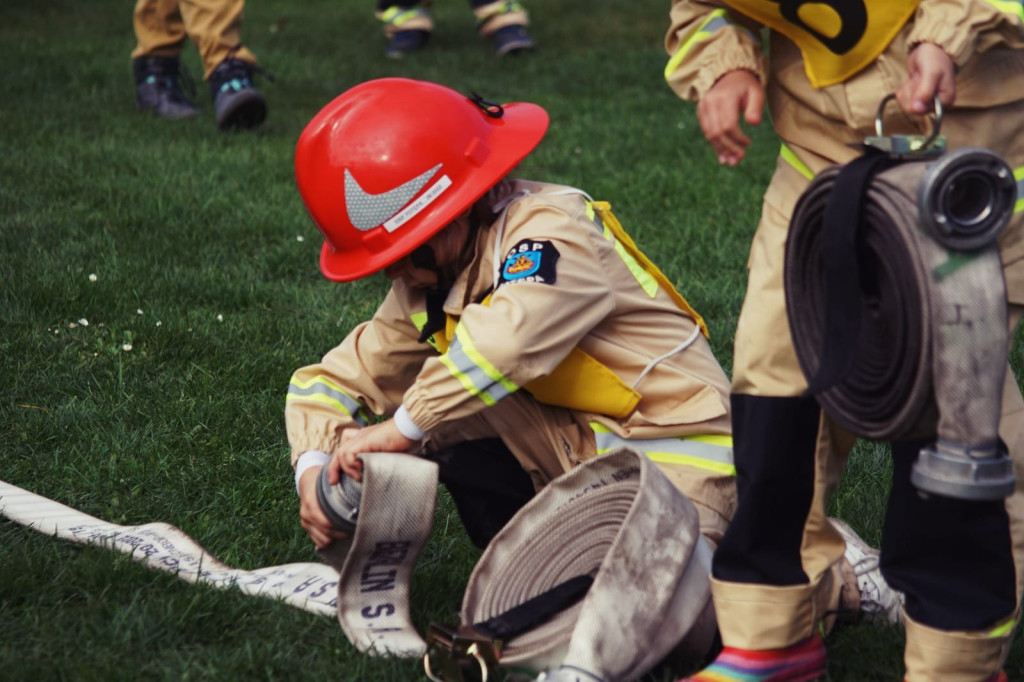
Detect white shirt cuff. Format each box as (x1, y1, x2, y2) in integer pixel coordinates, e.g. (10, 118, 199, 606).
(294, 450, 331, 495)
(393, 405, 426, 441)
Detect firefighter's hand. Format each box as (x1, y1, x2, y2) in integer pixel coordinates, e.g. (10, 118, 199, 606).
(327, 420, 419, 484)
(297, 465, 350, 549)
(898, 42, 955, 115)
(698, 69, 765, 167)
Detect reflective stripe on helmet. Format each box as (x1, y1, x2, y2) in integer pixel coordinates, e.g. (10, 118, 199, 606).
(343, 164, 442, 231)
(287, 375, 370, 426)
(591, 422, 735, 476)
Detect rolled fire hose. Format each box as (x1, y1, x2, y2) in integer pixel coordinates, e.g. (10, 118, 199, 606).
(319, 448, 712, 681)
(459, 447, 712, 682)
(784, 146, 1017, 499)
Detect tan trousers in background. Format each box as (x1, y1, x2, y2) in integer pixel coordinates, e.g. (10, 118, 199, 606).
(131, 0, 257, 80)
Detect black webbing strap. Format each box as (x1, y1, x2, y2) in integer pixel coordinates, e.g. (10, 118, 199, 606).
(473, 574, 593, 641)
(418, 288, 449, 343)
(805, 151, 901, 395)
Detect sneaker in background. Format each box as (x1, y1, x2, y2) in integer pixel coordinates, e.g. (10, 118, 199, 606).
(491, 24, 535, 57)
(385, 29, 430, 59)
(209, 57, 266, 131)
(133, 56, 200, 120)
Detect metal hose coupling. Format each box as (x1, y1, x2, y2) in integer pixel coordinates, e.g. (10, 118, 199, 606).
(315, 463, 362, 532)
(918, 147, 1017, 251)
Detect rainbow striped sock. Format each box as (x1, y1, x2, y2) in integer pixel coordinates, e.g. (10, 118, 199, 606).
(679, 634, 826, 682)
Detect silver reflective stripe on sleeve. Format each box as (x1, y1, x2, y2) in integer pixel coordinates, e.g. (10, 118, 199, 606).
(439, 328, 518, 407)
(287, 376, 370, 426)
(591, 423, 735, 476)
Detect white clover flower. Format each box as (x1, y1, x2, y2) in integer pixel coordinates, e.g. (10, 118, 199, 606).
(122, 343, 133, 352)
(156, 321, 162, 327)
(217, 314, 224, 322)
(78, 318, 89, 327)
(88, 273, 97, 282)
(137, 309, 144, 315)
(296, 235, 305, 242)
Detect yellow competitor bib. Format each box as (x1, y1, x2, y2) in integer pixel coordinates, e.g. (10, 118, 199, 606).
(723, 0, 919, 87)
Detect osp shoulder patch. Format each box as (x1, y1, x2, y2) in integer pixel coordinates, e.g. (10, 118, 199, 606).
(499, 239, 559, 287)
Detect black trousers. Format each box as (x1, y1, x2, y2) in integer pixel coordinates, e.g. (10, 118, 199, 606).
(428, 438, 536, 549)
(713, 394, 1017, 630)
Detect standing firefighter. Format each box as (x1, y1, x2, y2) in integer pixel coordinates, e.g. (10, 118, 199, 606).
(665, 1, 1024, 681)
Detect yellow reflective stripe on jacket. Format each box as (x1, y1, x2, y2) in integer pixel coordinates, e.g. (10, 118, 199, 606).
(589, 201, 709, 338)
(591, 423, 736, 476)
(591, 202, 659, 298)
(665, 9, 735, 79)
(287, 376, 370, 426)
(439, 325, 518, 407)
(781, 143, 815, 180)
(986, 0, 1024, 20)
(1015, 166, 1024, 213)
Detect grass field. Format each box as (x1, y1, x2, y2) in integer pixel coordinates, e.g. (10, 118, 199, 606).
(1, 0, 1021, 680)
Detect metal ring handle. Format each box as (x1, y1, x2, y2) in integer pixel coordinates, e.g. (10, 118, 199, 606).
(424, 653, 445, 682)
(422, 643, 490, 682)
(874, 93, 943, 150)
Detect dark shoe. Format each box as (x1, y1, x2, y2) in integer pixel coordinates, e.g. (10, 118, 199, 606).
(133, 56, 200, 120)
(209, 57, 266, 131)
(491, 24, 535, 57)
(385, 29, 429, 59)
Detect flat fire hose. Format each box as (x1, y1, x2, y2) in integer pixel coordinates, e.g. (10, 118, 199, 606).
(0, 478, 341, 616)
(318, 451, 441, 657)
(328, 448, 712, 682)
(785, 153, 1010, 446)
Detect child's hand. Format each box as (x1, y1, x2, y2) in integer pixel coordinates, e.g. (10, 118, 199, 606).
(297, 465, 351, 548)
(697, 69, 765, 167)
(897, 42, 956, 115)
(329, 420, 419, 483)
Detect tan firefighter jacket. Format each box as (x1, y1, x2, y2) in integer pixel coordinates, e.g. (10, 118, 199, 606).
(286, 179, 732, 469)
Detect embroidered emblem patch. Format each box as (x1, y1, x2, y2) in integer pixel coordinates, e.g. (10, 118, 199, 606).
(499, 239, 559, 286)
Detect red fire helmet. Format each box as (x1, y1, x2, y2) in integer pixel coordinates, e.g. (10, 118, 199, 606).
(294, 78, 550, 281)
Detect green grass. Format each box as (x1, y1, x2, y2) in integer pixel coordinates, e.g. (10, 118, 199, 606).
(1, 0, 1021, 679)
